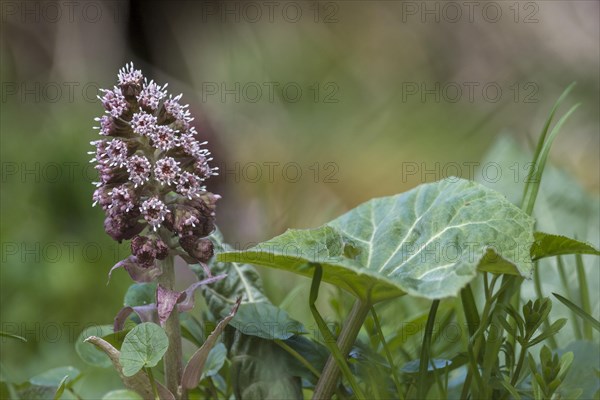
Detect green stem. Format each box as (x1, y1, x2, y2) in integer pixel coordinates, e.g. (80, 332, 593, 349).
(557, 256, 582, 339)
(312, 296, 371, 400)
(533, 262, 557, 349)
(511, 343, 528, 386)
(370, 307, 404, 398)
(575, 254, 592, 340)
(275, 339, 321, 379)
(460, 285, 480, 337)
(460, 274, 503, 399)
(481, 275, 522, 398)
(158, 256, 186, 400)
(146, 367, 160, 400)
(417, 300, 440, 399)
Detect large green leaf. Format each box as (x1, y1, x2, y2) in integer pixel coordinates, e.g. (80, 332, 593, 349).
(532, 232, 600, 261)
(230, 303, 305, 340)
(119, 323, 169, 377)
(219, 179, 535, 302)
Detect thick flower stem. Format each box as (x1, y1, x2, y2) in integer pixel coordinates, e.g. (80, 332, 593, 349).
(312, 299, 371, 400)
(158, 256, 186, 400)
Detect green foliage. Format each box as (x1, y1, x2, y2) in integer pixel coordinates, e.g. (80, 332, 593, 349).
(75, 325, 113, 368)
(28, 367, 80, 388)
(553, 292, 600, 333)
(202, 343, 227, 379)
(219, 178, 535, 302)
(558, 341, 600, 399)
(7, 84, 598, 400)
(2, 367, 82, 400)
(181, 299, 238, 390)
(229, 337, 304, 399)
(123, 283, 157, 307)
(532, 232, 600, 260)
(230, 302, 304, 340)
(0, 332, 27, 343)
(528, 346, 575, 399)
(195, 230, 306, 399)
(197, 229, 269, 317)
(119, 323, 169, 377)
(102, 390, 143, 400)
(52, 376, 69, 400)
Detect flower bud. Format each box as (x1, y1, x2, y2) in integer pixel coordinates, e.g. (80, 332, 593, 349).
(131, 235, 170, 267)
(179, 236, 214, 263)
(104, 209, 144, 242)
(171, 202, 215, 237)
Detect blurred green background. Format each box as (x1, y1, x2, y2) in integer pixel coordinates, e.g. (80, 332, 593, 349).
(1, 0, 598, 396)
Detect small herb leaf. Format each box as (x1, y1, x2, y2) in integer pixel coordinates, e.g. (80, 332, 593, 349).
(119, 323, 169, 377)
(531, 232, 600, 260)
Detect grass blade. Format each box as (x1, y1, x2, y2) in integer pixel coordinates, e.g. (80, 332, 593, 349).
(0, 331, 27, 342)
(53, 375, 70, 400)
(460, 285, 480, 337)
(521, 82, 576, 208)
(523, 103, 580, 215)
(553, 292, 600, 333)
(532, 262, 557, 348)
(417, 300, 440, 399)
(556, 256, 583, 339)
(309, 264, 366, 400)
(370, 307, 403, 398)
(575, 254, 593, 339)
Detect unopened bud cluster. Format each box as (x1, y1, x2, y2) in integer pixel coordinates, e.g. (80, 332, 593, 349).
(91, 63, 219, 266)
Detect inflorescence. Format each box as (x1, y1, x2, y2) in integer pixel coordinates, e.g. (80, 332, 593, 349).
(91, 62, 219, 267)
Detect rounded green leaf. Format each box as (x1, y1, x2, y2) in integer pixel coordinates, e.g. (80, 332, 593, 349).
(219, 179, 535, 302)
(124, 283, 157, 307)
(29, 366, 80, 387)
(102, 390, 143, 400)
(119, 322, 169, 377)
(76, 325, 113, 367)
